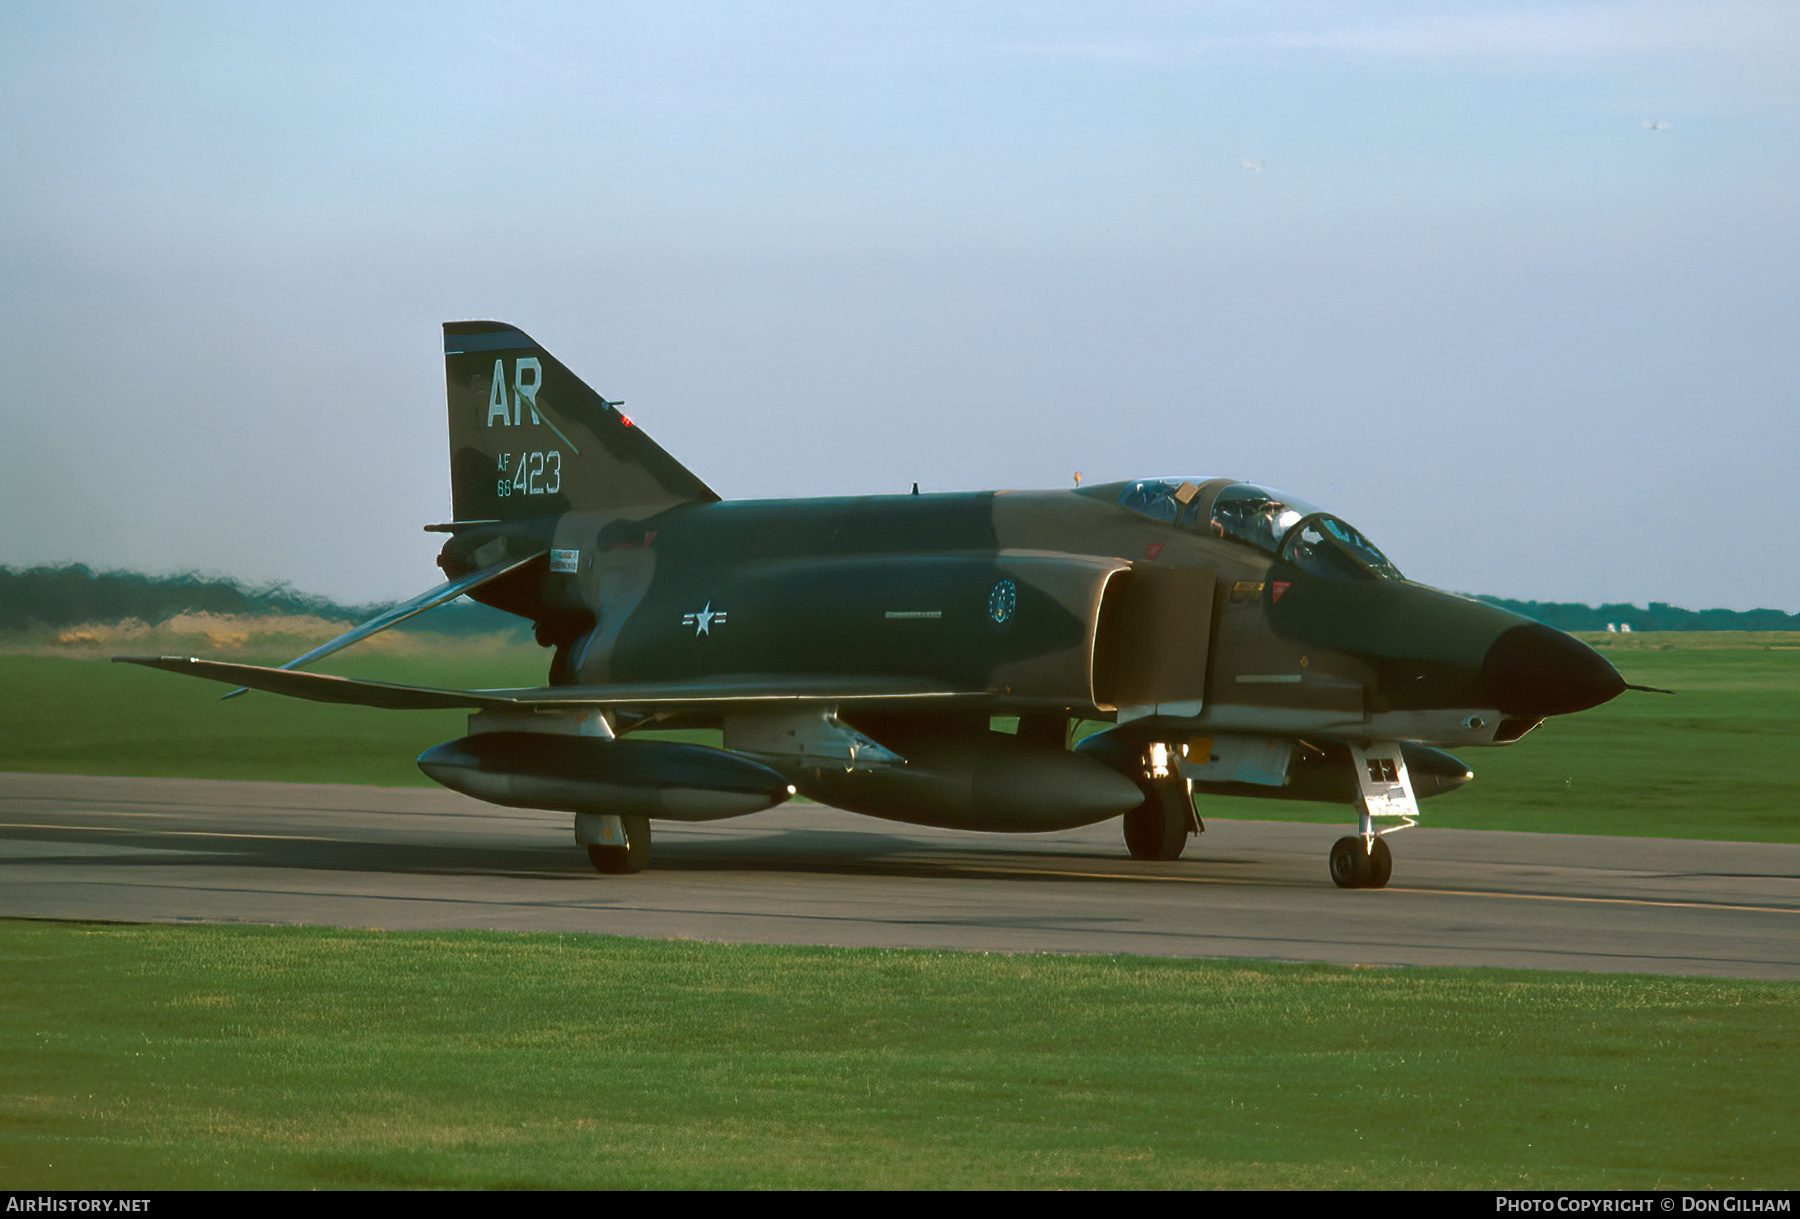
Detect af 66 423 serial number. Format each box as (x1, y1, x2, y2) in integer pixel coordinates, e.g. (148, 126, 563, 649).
(495, 451, 562, 497)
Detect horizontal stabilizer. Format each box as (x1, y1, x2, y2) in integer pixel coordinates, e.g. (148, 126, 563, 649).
(219, 550, 547, 699)
(117, 656, 972, 712)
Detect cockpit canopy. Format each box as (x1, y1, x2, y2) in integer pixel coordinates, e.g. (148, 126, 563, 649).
(1111, 477, 1402, 581)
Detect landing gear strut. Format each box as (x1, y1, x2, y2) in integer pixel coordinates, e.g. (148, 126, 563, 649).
(577, 812, 651, 874)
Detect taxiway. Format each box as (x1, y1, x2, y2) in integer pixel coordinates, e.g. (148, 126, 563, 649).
(2, 772, 1795, 978)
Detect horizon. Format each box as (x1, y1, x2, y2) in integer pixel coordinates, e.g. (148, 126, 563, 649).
(5, 560, 1794, 625)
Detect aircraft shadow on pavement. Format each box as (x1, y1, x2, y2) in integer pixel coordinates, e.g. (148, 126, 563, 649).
(1, 823, 1270, 886)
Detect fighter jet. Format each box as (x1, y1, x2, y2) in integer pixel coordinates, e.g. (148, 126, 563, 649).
(121, 321, 1631, 888)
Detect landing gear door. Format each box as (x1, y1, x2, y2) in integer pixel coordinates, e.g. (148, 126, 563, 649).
(1097, 565, 1216, 722)
(1349, 742, 1419, 831)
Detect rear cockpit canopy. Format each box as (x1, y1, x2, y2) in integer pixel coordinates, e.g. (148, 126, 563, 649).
(1106, 477, 1402, 581)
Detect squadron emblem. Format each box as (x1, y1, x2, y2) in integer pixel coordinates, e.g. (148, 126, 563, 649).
(986, 579, 1016, 627)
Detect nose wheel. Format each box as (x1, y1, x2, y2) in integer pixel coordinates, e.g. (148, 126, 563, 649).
(1329, 834, 1393, 889)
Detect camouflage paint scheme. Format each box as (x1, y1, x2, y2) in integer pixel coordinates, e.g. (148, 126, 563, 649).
(124, 322, 1627, 886)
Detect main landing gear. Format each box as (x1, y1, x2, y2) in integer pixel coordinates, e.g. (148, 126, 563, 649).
(1122, 743, 1201, 862)
(1124, 785, 1194, 861)
(1329, 741, 1418, 890)
(577, 812, 651, 874)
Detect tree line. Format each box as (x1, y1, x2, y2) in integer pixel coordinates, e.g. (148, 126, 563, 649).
(0, 565, 522, 636)
(1471, 596, 1797, 633)
(2, 564, 1793, 635)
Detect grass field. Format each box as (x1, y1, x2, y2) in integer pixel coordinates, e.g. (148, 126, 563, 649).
(0, 632, 545, 788)
(2, 629, 1795, 842)
(3, 920, 1794, 1191)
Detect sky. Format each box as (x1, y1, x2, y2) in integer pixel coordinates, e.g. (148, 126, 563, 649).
(2, 1, 1796, 610)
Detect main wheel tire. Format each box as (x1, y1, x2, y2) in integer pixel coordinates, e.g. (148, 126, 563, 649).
(1365, 835, 1394, 889)
(1124, 786, 1190, 861)
(586, 815, 651, 874)
(1329, 835, 1371, 888)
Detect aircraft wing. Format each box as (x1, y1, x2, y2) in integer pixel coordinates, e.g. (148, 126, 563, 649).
(114, 656, 973, 711)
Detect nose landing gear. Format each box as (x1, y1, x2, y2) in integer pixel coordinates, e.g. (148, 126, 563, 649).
(1329, 741, 1417, 889)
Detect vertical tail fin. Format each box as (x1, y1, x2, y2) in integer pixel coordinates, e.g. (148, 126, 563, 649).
(443, 321, 718, 522)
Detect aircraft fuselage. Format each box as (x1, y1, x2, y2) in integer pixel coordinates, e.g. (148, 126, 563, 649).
(438, 485, 1618, 757)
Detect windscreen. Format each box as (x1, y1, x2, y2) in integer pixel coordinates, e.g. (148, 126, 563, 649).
(1281, 514, 1404, 580)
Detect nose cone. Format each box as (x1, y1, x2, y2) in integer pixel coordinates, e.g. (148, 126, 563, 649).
(1481, 623, 1625, 716)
